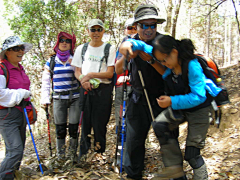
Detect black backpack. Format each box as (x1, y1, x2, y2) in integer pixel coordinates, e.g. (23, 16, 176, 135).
(181, 55, 230, 127)
(182, 55, 230, 106)
(49, 55, 56, 79)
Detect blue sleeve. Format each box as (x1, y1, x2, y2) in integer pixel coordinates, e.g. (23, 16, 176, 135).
(205, 79, 222, 97)
(126, 39, 154, 56)
(170, 59, 207, 110)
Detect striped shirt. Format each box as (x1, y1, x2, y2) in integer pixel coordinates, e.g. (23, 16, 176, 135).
(45, 56, 80, 99)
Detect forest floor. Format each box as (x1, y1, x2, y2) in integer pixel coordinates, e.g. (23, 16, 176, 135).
(0, 65, 239, 180)
(0, 96, 239, 180)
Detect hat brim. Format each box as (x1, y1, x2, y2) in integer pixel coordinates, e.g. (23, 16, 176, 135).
(0, 42, 33, 60)
(134, 16, 166, 24)
(88, 24, 104, 29)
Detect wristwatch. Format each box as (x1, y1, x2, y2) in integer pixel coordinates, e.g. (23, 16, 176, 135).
(148, 58, 155, 64)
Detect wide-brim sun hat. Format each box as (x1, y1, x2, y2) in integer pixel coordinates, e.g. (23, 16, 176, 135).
(0, 36, 33, 60)
(134, 4, 166, 24)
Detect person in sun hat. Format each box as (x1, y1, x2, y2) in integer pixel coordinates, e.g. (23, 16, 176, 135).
(0, 36, 32, 60)
(115, 4, 169, 179)
(71, 19, 116, 159)
(0, 36, 32, 180)
(40, 32, 80, 162)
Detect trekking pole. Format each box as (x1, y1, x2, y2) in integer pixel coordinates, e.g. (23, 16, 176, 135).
(137, 70, 155, 121)
(45, 105, 52, 157)
(120, 53, 129, 177)
(77, 90, 88, 163)
(114, 104, 123, 172)
(22, 101, 44, 175)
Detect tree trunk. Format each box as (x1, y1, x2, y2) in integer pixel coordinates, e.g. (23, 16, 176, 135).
(206, 0, 211, 57)
(164, 0, 173, 34)
(172, 0, 182, 38)
(231, 0, 240, 35)
(224, 13, 228, 66)
(228, 20, 232, 64)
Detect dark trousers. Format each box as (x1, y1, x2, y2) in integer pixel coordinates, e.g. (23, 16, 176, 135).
(124, 92, 163, 179)
(79, 84, 113, 156)
(0, 108, 26, 180)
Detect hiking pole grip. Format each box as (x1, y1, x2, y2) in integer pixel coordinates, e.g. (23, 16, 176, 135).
(45, 105, 52, 157)
(23, 107, 44, 175)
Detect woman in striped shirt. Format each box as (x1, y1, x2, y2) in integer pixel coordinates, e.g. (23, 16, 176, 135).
(41, 32, 80, 162)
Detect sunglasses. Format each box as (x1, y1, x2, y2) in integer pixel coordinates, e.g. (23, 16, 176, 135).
(137, 23, 157, 29)
(59, 39, 72, 44)
(90, 28, 103, 32)
(8, 45, 25, 52)
(127, 26, 137, 30)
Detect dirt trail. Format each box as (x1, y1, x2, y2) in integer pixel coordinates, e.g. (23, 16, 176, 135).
(0, 64, 239, 179)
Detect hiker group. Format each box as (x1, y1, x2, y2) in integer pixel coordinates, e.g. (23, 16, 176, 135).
(0, 4, 229, 180)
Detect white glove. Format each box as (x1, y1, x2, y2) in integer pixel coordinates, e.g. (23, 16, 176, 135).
(16, 89, 31, 105)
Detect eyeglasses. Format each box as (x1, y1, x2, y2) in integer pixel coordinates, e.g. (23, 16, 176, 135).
(59, 39, 72, 44)
(127, 26, 137, 30)
(8, 45, 25, 52)
(137, 23, 157, 29)
(90, 28, 103, 32)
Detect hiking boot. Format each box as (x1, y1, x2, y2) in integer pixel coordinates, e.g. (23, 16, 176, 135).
(68, 138, 78, 163)
(57, 139, 66, 160)
(193, 163, 208, 180)
(151, 165, 185, 180)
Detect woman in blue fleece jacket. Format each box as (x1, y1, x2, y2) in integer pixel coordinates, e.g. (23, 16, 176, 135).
(120, 35, 221, 180)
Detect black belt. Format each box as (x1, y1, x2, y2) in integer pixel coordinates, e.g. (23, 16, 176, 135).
(53, 89, 80, 96)
(53, 88, 80, 102)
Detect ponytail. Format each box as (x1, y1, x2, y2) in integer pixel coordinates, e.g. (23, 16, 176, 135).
(177, 39, 195, 62)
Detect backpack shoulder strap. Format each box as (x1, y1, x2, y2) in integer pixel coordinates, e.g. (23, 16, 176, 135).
(81, 42, 89, 63)
(196, 55, 217, 84)
(181, 60, 190, 93)
(49, 55, 56, 79)
(104, 43, 111, 64)
(98, 43, 112, 72)
(0, 62, 9, 87)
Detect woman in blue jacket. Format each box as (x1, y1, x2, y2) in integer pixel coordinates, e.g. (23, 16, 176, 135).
(119, 35, 221, 180)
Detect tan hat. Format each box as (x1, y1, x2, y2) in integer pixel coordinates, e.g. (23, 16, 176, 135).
(88, 19, 104, 29)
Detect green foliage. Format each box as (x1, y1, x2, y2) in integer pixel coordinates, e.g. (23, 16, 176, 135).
(2, 0, 140, 107)
(3, 0, 140, 64)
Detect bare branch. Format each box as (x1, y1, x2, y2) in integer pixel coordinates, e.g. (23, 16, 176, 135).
(231, 0, 240, 35)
